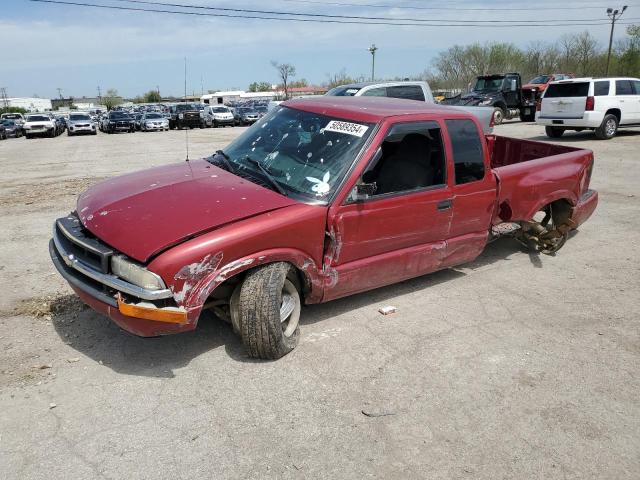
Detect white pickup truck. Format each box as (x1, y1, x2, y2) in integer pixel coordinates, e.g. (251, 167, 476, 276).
(326, 81, 494, 133)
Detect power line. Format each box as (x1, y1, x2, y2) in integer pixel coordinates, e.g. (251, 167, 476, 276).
(277, 0, 640, 12)
(107, 0, 629, 24)
(27, 0, 636, 27)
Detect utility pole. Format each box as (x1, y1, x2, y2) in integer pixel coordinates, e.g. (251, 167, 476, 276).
(368, 44, 378, 81)
(606, 5, 628, 76)
(57, 87, 63, 99)
(0, 87, 9, 109)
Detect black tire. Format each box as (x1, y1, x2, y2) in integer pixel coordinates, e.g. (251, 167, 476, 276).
(545, 126, 565, 138)
(67, 131, 73, 136)
(595, 114, 618, 140)
(239, 262, 302, 360)
(493, 107, 506, 125)
(25, 134, 31, 139)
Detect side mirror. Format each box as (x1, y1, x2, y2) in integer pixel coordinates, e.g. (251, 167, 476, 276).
(350, 182, 377, 202)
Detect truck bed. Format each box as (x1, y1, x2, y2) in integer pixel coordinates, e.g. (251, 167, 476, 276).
(487, 135, 594, 224)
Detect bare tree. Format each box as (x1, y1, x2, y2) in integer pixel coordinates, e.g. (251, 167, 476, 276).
(271, 61, 296, 99)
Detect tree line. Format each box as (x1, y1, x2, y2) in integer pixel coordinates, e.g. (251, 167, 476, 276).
(422, 27, 640, 90)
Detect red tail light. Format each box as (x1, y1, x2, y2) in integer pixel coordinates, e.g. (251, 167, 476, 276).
(585, 96, 595, 111)
(535, 98, 541, 112)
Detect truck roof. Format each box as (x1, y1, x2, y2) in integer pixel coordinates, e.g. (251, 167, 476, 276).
(282, 96, 471, 123)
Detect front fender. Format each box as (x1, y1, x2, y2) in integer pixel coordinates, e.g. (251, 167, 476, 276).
(173, 248, 325, 310)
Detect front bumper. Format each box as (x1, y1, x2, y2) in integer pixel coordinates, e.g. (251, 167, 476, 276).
(49, 219, 197, 336)
(69, 125, 96, 134)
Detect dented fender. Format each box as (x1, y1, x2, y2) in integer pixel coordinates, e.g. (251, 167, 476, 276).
(165, 248, 326, 312)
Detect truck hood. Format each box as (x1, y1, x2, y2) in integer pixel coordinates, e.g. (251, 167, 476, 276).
(77, 159, 297, 262)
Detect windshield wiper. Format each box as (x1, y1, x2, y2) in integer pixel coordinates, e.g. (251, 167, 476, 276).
(212, 149, 235, 173)
(243, 155, 287, 196)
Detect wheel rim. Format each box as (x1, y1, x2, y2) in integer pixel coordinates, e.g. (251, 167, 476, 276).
(605, 119, 617, 136)
(493, 109, 504, 124)
(280, 279, 301, 338)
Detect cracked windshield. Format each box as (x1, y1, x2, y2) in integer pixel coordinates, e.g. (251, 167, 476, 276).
(215, 106, 373, 201)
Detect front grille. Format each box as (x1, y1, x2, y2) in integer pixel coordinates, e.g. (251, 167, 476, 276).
(55, 214, 113, 273)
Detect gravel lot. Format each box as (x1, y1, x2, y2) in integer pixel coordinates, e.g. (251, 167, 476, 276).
(1, 122, 639, 479)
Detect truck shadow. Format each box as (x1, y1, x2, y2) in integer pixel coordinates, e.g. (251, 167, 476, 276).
(50, 235, 565, 374)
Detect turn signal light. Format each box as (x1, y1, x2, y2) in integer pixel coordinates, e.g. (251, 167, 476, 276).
(585, 96, 595, 111)
(117, 294, 187, 324)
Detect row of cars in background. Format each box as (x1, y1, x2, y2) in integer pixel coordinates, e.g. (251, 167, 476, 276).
(0, 99, 271, 141)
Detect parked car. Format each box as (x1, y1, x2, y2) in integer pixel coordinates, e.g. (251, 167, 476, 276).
(104, 111, 136, 134)
(67, 113, 97, 136)
(203, 105, 235, 128)
(537, 77, 640, 139)
(522, 73, 574, 100)
(440, 73, 537, 123)
(23, 114, 59, 138)
(234, 107, 260, 125)
(0, 112, 25, 127)
(140, 112, 169, 131)
(169, 103, 203, 129)
(50, 96, 598, 360)
(326, 80, 494, 133)
(133, 113, 144, 131)
(0, 119, 23, 137)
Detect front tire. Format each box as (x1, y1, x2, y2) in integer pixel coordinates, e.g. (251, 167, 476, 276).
(238, 263, 302, 360)
(545, 126, 565, 138)
(493, 107, 505, 125)
(595, 114, 618, 140)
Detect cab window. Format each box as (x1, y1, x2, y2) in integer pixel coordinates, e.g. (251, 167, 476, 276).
(362, 121, 446, 197)
(445, 119, 485, 185)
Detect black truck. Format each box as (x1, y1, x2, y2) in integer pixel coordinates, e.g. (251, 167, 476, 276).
(441, 73, 537, 124)
(169, 103, 204, 130)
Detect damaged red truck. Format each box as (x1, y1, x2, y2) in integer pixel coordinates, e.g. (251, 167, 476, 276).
(50, 97, 598, 359)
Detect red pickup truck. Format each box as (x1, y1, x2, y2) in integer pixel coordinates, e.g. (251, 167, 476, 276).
(50, 97, 598, 359)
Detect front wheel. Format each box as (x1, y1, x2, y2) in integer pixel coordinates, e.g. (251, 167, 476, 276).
(595, 114, 618, 140)
(493, 107, 505, 125)
(545, 126, 564, 138)
(238, 263, 302, 360)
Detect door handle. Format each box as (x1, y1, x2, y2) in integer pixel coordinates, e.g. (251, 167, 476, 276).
(437, 199, 453, 211)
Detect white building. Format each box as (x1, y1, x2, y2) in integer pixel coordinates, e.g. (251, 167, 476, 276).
(201, 90, 278, 105)
(4, 97, 52, 112)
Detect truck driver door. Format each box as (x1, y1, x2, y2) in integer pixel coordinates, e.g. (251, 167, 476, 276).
(324, 121, 453, 301)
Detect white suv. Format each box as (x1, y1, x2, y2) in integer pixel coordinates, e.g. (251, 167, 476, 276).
(536, 77, 640, 139)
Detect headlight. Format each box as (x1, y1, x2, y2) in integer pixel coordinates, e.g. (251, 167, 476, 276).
(178, 113, 184, 119)
(480, 99, 493, 105)
(111, 255, 165, 291)
(24, 125, 31, 129)
(199, 111, 204, 118)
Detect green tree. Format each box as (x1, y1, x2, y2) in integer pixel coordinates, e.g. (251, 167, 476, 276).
(0, 106, 28, 115)
(248, 81, 272, 92)
(144, 90, 162, 103)
(102, 88, 122, 110)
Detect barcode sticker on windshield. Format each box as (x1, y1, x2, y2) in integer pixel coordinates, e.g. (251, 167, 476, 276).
(324, 120, 369, 137)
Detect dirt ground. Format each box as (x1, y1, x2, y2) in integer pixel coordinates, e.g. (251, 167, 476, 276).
(0, 122, 639, 479)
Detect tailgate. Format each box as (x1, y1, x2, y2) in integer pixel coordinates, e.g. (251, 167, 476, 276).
(540, 82, 589, 119)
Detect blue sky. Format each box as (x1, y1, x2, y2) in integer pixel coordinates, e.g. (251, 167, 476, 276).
(2, 0, 637, 98)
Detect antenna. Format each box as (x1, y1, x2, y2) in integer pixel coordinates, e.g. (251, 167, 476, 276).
(184, 56, 190, 162)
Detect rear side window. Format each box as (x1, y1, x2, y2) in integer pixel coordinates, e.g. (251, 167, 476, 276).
(634, 81, 640, 94)
(594, 81, 610, 96)
(616, 80, 634, 95)
(545, 82, 589, 98)
(361, 87, 387, 97)
(445, 119, 485, 185)
(386, 85, 425, 102)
